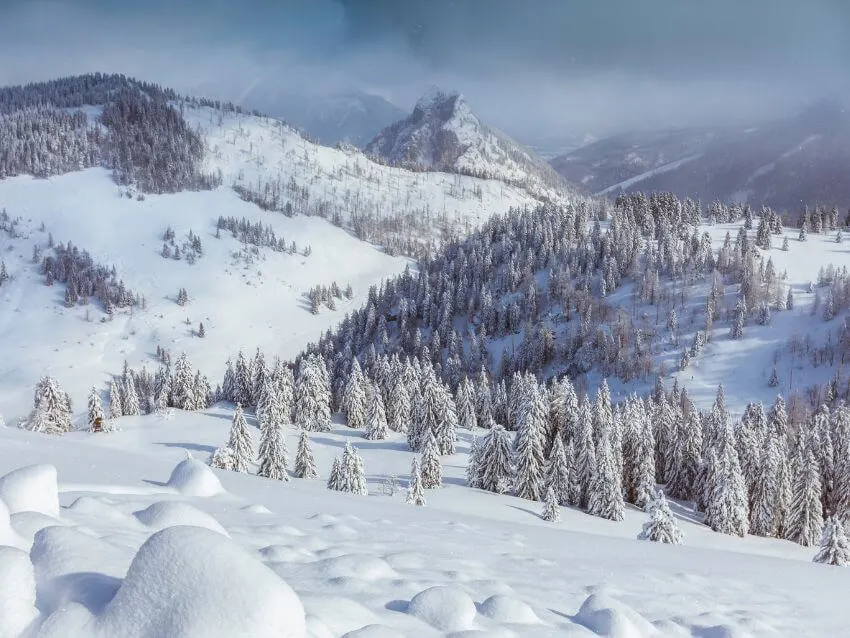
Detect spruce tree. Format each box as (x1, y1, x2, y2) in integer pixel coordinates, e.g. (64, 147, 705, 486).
(813, 517, 850, 566)
(122, 376, 141, 416)
(407, 458, 427, 506)
(294, 430, 318, 479)
(544, 435, 570, 505)
(257, 380, 288, 481)
(785, 445, 824, 546)
(456, 377, 477, 431)
(541, 486, 560, 523)
(227, 403, 254, 474)
(87, 386, 105, 432)
(513, 382, 547, 500)
(705, 427, 749, 537)
(339, 442, 368, 495)
(295, 355, 331, 431)
(108, 377, 123, 420)
(327, 456, 342, 490)
(478, 424, 514, 494)
(364, 382, 389, 441)
(342, 359, 368, 429)
(420, 428, 443, 488)
(749, 432, 783, 536)
(387, 376, 411, 433)
(573, 401, 597, 508)
(587, 429, 625, 521)
(474, 366, 493, 428)
(638, 489, 684, 544)
(27, 376, 73, 434)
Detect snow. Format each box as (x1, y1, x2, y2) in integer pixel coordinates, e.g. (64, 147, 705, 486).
(0, 546, 38, 638)
(133, 501, 229, 536)
(165, 456, 225, 497)
(0, 465, 59, 517)
(0, 414, 846, 636)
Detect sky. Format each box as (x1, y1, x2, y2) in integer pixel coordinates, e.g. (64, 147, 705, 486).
(0, 0, 847, 142)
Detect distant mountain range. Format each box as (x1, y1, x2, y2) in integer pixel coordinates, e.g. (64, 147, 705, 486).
(550, 101, 850, 212)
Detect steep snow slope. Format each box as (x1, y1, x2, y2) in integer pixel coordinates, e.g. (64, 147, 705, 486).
(365, 88, 571, 201)
(0, 169, 410, 424)
(0, 413, 847, 637)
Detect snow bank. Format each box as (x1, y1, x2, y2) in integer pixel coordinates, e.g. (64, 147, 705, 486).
(477, 594, 541, 624)
(341, 625, 405, 638)
(133, 501, 229, 536)
(0, 546, 39, 638)
(95, 525, 306, 638)
(407, 585, 478, 632)
(0, 464, 59, 517)
(0, 498, 24, 548)
(574, 593, 658, 638)
(166, 457, 225, 497)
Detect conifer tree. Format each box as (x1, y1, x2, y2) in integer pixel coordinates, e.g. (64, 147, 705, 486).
(573, 401, 597, 508)
(466, 435, 483, 489)
(813, 517, 850, 566)
(420, 428, 443, 488)
(209, 445, 234, 471)
(564, 438, 581, 506)
(122, 376, 141, 416)
(87, 386, 105, 432)
(750, 432, 784, 536)
(705, 427, 749, 537)
(364, 382, 389, 440)
(785, 445, 824, 546)
(257, 380, 288, 481)
(342, 359, 368, 429)
(327, 456, 342, 490)
(477, 424, 514, 494)
(541, 486, 560, 523)
(435, 387, 459, 455)
(27, 376, 73, 434)
(638, 489, 684, 544)
(387, 375, 411, 433)
(294, 430, 318, 479)
(588, 429, 625, 521)
(108, 377, 123, 420)
(474, 366, 493, 428)
(407, 458, 427, 506)
(295, 355, 331, 431)
(171, 352, 196, 411)
(513, 382, 547, 500)
(730, 297, 746, 339)
(339, 442, 368, 495)
(544, 435, 570, 505)
(456, 377, 477, 431)
(227, 403, 254, 474)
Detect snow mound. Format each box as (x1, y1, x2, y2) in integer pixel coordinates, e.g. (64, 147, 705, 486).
(301, 594, 379, 636)
(30, 525, 128, 614)
(242, 503, 273, 514)
(133, 501, 228, 536)
(68, 496, 140, 525)
(574, 593, 658, 638)
(0, 546, 39, 638)
(166, 457, 225, 497)
(9, 511, 63, 544)
(312, 554, 398, 581)
(0, 498, 24, 548)
(407, 585, 478, 632)
(477, 594, 541, 624)
(0, 464, 59, 517)
(95, 526, 306, 638)
(341, 625, 405, 638)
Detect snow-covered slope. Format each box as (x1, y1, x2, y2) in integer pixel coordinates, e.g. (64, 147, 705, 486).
(1, 411, 847, 637)
(365, 88, 571, 201)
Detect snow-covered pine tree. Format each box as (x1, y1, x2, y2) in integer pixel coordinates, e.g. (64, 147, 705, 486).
(27, 376, 73, 434)
(544, 435, 570, 505)
(435, 384, 459, 455)
(108, 377, 123, 420)
(749, 431, 784, 536)
(338, 442, 368, 495)
(573, 400, 597, 509)
(813, 517, 850, 566)
(234, 350, 253, 407)
(251, 350, 268, 407)
(209, 444, 234, 470)
(466, 435, 483, 489)
(541, 486, 560, 522)
(295, 355, 331, 431)
(122, 376, 141, 416)
(257, 379, 288, 481)
(277, 362, 295, 423)
(730, 297, 746, 339)
(407, 458, 426, 506)
(625, 396, 656, 508)
(638, 489, 684, 544)
(704, 426, 749, 537)
(327, 456, 342, 490)
(227, 403, 254, 474)
(342, 358, 368, 429)
(87, 386, 105, 432)
(456, 376, 477, 431)
(477, 424, 514, 494)
(474, 366, 493, 428)
(587, 428, 625, 521)
(420, 428, 443, 488)
(387, 375, 411, 433)
(513, 381, 547, 500)
(784, 444, 824, 546)
(409, 364, 441, 452)
(171, 352, 196, 411)
(294, 430, 318, 479)
(364, 381, 389, 440)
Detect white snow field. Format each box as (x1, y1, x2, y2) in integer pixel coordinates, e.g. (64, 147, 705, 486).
(0, 411, 848, 637)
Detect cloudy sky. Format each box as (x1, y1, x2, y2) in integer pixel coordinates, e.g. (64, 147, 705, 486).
(0, 0, 847, 140)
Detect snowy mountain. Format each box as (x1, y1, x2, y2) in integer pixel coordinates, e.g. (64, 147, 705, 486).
(268, 90, 407, 149)
(366, 87, 573, 201)
(551, 101, 850, 211)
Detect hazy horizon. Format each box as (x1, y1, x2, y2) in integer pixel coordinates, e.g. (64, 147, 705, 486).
(0, 0, 847, 142)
